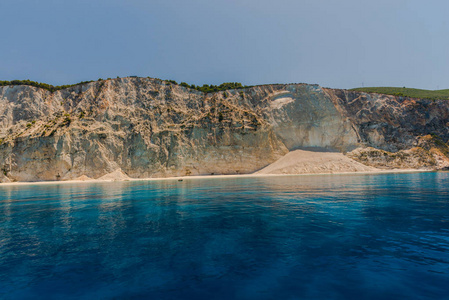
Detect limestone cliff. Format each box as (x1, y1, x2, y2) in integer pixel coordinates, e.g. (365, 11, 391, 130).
(324, 89, 449, 169)
(0, 78, 448, 182)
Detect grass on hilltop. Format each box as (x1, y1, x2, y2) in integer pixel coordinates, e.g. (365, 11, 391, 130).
(351, 87, 449, 101)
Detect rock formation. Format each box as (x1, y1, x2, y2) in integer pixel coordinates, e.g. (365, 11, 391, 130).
(0, 77, 448, 182)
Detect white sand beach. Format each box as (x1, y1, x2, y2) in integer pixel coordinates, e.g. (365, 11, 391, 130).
(0, 150, 431, 187)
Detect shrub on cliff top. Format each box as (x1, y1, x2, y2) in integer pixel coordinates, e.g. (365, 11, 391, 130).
(0, 77, 248, 94)
(0, 79, 93, 93)
(163, 79, 247, 93)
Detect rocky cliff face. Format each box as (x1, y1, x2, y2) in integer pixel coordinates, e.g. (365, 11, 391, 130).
(0, 78, 448, 182)
(324, 89, 449, 169)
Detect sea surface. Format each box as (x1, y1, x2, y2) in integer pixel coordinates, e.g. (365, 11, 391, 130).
(0, 172, 449, 299)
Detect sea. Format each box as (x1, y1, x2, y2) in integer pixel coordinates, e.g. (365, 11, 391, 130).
(0, 172, 448, 300)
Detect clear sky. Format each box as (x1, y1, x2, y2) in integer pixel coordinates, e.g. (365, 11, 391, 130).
(1, 0, 448, 89)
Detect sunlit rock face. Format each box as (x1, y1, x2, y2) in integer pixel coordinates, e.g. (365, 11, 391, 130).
(0, 77, 448, 182)
(264, 84, 358, 151)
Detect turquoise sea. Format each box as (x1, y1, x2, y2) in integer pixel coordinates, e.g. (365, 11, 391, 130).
(0, 172, 448, 299)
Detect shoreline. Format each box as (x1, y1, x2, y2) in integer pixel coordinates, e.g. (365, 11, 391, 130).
(0, 168, 434, 187)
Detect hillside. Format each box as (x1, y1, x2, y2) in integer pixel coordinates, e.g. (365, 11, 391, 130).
(351, 87, 449, 100)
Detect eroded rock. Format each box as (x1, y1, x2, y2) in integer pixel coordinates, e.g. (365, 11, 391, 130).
(0, 78, 448, 182)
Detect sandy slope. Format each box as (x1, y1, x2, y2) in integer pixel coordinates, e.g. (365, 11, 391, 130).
(97, 169, 130, 181)
(255, 149, 378, 174)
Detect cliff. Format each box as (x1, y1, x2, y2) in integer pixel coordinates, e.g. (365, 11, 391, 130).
(325, 89, 449, 169)
(0, 77, 448, 182)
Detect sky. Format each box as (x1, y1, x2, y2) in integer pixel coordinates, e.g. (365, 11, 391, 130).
(1, 0, 448, 89)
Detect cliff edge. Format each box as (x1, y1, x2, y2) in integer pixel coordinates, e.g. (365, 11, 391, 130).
(0, 77, 448, 182)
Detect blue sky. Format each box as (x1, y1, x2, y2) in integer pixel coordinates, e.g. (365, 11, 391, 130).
(1, 0, 448, 89)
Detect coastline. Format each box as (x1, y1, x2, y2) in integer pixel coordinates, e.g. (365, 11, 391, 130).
(0, 168, 433, 187)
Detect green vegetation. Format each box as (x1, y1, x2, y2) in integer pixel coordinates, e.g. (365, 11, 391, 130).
(165, 80, 178, 85)
(0, 79, 93, 93)
(351, 87, 449, 101)
(63, 113, 71, 126)
(0, 77, 248, 94)
(198, 82, 246, 93)
(166, 80, 247, 93)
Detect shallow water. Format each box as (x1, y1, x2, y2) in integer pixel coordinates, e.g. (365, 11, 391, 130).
(0, 172, 448, 299)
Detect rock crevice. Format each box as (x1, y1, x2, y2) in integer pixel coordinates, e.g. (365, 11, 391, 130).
(0, 78, 448, 182)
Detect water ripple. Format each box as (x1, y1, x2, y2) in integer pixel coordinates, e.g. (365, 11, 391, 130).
(0, 172, 448, 299)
